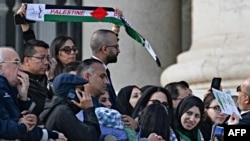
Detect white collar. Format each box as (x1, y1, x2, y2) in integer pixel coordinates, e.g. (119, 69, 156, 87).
(91, 56, 108, 69)
(240, 110, 250, 115)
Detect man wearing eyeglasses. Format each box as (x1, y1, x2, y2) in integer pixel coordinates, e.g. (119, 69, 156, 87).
(21, 39, 56, 121)
(0, 47, 67, 140)
(90, 29, 120, 110)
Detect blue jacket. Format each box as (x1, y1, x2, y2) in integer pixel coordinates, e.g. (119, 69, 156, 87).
(0, 75, 44, 141)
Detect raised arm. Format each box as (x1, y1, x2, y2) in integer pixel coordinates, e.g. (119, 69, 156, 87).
(16, 3, 36, 42)
(111, 8, 123, 34)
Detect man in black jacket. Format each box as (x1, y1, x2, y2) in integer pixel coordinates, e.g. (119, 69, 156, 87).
(40, 73, 101, 141)
(21, 39, 56, 120)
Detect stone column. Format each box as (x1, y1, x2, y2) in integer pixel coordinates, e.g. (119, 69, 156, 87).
(82, 0, 181, 91)
(161, 0, 250, 91)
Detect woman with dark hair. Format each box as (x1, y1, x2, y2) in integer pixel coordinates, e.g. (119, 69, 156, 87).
(140, 85, 155, 93)
(132, 86, 176, 141)
(132, 86, 173, 121)
(49, 35, 78, 79)
(199, 93, 228, 141)
(116, 85, 142, 116)
(138, 103, 171, 140)
(173, 95, 204, 141)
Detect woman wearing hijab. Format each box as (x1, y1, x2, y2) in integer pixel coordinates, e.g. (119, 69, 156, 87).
(116, 85, 142, 116)
(116, 85, 142, 132)
(173, 95, 205, 141)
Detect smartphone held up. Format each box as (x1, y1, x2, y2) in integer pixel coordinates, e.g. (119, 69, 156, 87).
(211, 77, 222, 90)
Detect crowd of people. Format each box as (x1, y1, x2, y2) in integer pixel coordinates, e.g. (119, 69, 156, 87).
(0, 3, 249, 141)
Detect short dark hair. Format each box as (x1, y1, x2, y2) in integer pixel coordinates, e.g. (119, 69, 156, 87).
(22, 39, 49, 62)
(76, 58, 103, 76)
(164, 82, 179, 99)
(164, 81, 190, 100)
(177, 81, 190, 88)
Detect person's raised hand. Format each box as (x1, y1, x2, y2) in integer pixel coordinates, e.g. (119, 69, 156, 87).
(114, 8, 123, 17)
(228, 112, 239, 125)
(17, 70, 30, 101)
(111, 8, 123, 34)
(70, 89, 93, 110)
(46, 57, 57, 80)
(16, 3, 31, 32)
(122, 115, 138, 130)
(16, 3, 26, 17)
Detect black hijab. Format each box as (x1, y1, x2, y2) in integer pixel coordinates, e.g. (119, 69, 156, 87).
(116, 85, 139, 116)
(174, 95, 204, 141)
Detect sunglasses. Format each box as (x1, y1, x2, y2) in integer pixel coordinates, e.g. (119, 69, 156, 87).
(60, 46, 78, 55)
(149, 99, 169, 108)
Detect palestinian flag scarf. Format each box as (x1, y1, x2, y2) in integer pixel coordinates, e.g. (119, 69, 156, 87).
(25, 4, 161, 67)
